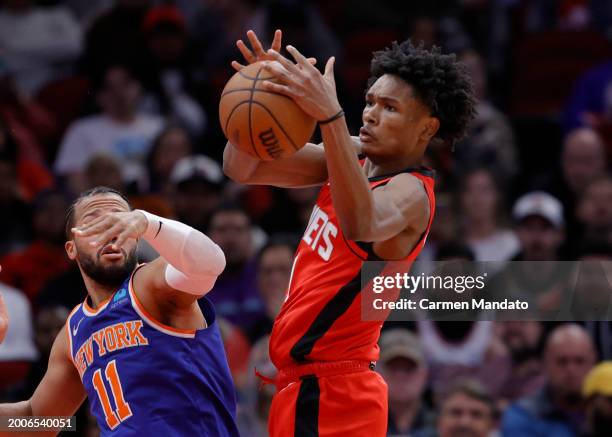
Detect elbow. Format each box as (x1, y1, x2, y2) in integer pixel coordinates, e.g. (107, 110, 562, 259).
(210, 243, 226, 276)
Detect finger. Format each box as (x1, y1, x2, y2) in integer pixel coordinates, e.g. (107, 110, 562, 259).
(271, 29, 282, 53)
(113, 230, 131, 251)
(262, 80, 295, 97)
(231, 60, 246, 71)
(324, 57, 336, 82)
(92, 223, 123, 247)
(262, 61, 294, 84)
(308, 57, 317, 66)
(236, 39, 256, 64)
(74, 217, 114, 237)
(267, 49, 300, 75)
(286, 45, 314, 70)
(246, 30, 266, 58)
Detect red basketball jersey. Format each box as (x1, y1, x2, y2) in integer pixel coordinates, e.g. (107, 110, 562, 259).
(269, 167, 436, 369)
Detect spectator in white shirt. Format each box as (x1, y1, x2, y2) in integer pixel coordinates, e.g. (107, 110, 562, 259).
(54, 64, 164, 194)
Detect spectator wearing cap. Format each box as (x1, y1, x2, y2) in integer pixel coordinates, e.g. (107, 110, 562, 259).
(204, 203, 265, 330)
(501, 191, 569, 313)
(502, 324, 597, 437)
(170, 155, 224, 233)
(140, 5, 207, 137)
(0, 190, 71, 304)
(378, 329, 433, 437)
(146, 125, 192, 194)
(581, 362, 612, 436)
(436, 379, 497, 437)
(54, 63, 164, 195)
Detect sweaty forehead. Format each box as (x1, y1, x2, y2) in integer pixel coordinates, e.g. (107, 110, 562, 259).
(75, 194, 130, 221)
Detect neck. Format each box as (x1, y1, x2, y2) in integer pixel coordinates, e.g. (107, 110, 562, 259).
(81, 272, 118, 308)
(365, 155, 423, 179)
(551, 388, 584, 413)
(389, 399, 420, 432)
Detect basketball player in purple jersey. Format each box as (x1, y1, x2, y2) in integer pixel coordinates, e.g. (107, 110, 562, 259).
(0, 187, 239, 436)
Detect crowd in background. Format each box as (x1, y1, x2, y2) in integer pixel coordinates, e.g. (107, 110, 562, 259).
(0, 0, 612, 436)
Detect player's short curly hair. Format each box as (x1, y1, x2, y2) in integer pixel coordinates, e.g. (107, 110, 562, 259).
(368, 40, 476, 147)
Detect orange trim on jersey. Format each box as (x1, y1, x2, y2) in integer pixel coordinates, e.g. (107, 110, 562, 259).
(83, 295, 113, 317)
(128, 269, 196, 338)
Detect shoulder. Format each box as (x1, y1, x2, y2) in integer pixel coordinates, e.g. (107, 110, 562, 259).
(385, 173, 430, 208)
(65, 115, 106, 133)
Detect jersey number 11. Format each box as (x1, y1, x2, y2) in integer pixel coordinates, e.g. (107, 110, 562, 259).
(92, 360, 133, 429)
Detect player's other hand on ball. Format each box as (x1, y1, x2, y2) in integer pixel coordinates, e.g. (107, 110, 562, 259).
(262, 46, 342, 123)
(72, 211, 148, 252)
(232, 29, 316, 72)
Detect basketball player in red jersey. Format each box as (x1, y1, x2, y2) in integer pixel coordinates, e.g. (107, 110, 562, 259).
(224, 30, 475, 436)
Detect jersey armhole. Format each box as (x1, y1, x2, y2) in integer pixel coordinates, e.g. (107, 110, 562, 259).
(129, 265, 198, 338)
(65, 304, 81, 365)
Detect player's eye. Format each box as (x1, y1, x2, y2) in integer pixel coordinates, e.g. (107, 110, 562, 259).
(365, 99, 374, 107)
(385, 105, 396, 112)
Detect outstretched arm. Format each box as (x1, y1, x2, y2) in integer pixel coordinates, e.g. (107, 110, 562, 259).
(0, 293, 7, 345)
(72, 211, 225, 310)
(0, 331, 86, 437)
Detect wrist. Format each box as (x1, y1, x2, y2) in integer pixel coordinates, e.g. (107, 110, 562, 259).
(318, 108, 344, 125)
(135, 209, 158, 240)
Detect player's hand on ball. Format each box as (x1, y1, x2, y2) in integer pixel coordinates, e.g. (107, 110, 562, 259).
(262, 46, 342, 123)
(232, 29, 316, 72)
(72, 211, 148, 251)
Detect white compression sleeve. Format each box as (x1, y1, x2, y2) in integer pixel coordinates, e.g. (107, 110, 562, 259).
(137, 210, 226, 295)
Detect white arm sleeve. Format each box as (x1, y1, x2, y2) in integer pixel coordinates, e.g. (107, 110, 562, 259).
(137, 210, 226, 296)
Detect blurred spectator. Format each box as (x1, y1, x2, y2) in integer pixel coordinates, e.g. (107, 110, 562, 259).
(0, 0, 82, 94)
(216, 317, 251, 392)
(0, 58, 59, 164)
(35, 265, 85, 312)
(83, 154, 125, 192)
(577, 175, 612, 247)
(237, 335, 275, 437)
(54, 64, 164, 194)
(204, 204, 265, 330)
(542, 127, 607, 246)
(455, 50, 517, 181)
(496, 321, 546, 406)
(512, 191, 565, 261)
(140, 5, 207, 137)
(0, 190, 71, 303)
(170, 155, 224, 232)
(249, 186, 319, 235)
(17, 304, 68, 398)
(436, 379, 497, 437)
(82, 0, 151, 75)
(378, 329, 433, 437)
(146, 126, 192, 194)
(0, 150, 31, 256)
(248, 234, 298, 344)
(582, 361, 612, 437)
(458, 168, 519, 261)
(564, 61, 612, 133)
(0, 115, 53, 202)
(417, 318, 511, 403)
(502, 324, 597, 436)
(0, 282, 37, 393)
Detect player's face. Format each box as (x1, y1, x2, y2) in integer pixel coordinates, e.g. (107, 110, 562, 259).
(65, 194, 137, 288)
(437, 393, 494, 437)
(361, 75, 438, 162)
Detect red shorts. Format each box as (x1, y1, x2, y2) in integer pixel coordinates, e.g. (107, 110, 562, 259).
(267, 361, 388, 437)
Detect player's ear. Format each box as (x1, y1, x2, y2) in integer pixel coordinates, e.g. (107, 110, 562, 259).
(65, 240, 77, 261)
(419, 117, 440, 143)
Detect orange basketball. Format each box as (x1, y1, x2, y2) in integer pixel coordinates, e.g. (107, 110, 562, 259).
(219, 61, 316, 160)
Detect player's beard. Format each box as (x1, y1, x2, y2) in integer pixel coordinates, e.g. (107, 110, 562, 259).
(78, 247, 138, 288)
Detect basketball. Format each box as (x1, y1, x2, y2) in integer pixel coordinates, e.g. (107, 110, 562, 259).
(219, 61, 317, 160)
